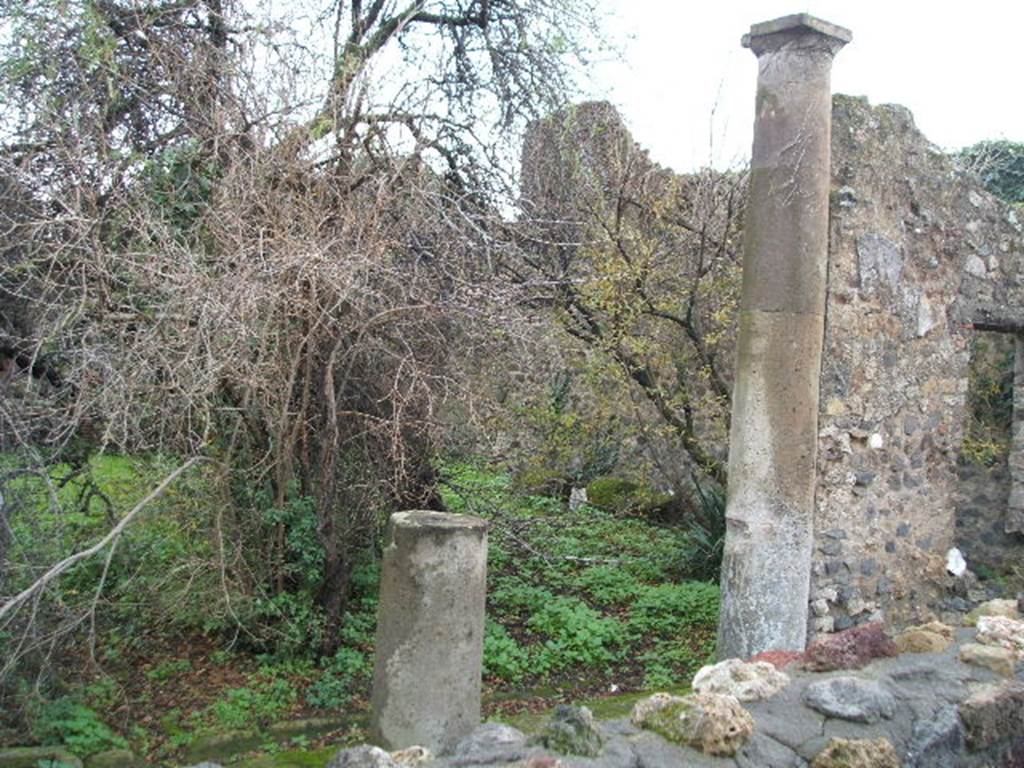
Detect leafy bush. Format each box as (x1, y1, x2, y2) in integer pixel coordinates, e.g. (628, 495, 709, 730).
(489, 581, 559, 618)
(31, 699, 128, 758)
(511, 372, 623, 497)
(228, 591, 328, 661)
(482, 621, 532, 683)
(575, 565, 644, 607)
(305, 647, 372, 710)
(527, 597, 624, 673)
(962, 334, 1014, 467)
(640, 637, 716, 689)
(1, 452, 223, 651)
(680, 479, 726, 582)
(208, 679, 298, 730)
(5, 457, 727, 760)
(585, 477, 639, 511)
(585, 476, 674, 518)
(627, 582, 720, 639)
(337, 607, 377, 649)
(957, 140, 1024, 204)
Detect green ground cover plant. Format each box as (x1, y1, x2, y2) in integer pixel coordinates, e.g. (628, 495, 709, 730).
(440, 460, 720, 694)
(31, 698, 129, 758)
(2, 456, 720, 763)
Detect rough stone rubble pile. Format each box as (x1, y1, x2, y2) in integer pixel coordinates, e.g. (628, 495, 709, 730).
(324, 601, 1024, 768)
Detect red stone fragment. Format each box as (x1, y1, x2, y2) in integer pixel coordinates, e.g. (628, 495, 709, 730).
(526, 758, 564, 768)
(748, 649, 804, 670)
(802, 621, 898, 672)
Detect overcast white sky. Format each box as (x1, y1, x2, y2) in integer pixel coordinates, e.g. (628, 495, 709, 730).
(585, 1, 1024, 171)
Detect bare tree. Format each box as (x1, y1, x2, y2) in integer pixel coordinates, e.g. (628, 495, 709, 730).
(0, 0, 601, 668)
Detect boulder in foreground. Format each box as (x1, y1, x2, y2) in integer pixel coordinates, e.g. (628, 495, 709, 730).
(630, 691, 754, 757)
(803, 622, 897, 672)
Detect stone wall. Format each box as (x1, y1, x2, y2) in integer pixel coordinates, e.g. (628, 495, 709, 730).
(811, 95, 1024, 636)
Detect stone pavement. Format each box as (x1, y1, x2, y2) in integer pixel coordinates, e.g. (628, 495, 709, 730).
(322, 617, 1024, 768)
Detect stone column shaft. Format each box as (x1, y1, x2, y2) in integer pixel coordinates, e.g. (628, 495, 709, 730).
(717, 15, 850, 660)
(370, 511, 488, 754)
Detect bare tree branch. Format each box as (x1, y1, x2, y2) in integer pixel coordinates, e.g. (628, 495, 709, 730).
(0, 457, 205, 627)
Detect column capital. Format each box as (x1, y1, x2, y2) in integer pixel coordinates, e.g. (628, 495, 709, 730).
(742, 14, 852, 57)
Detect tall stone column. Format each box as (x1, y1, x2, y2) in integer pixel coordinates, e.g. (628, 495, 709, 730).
(717, 15, 850, 660)
(370, 511, 488, 754)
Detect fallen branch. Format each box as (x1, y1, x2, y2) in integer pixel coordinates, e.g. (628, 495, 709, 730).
(0, 456, 205, 627)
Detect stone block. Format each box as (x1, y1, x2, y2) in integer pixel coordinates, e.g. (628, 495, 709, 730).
(0, 747, 83, 768)
(957, 680, 1024, 750)
(809, 737, 900, 768)
(631, 692, 754, 757)
(894, 621, 954, 654)
(975, 615, 1024, 658)
(83, 750, 138, 768)
(326, 745, 396, 768)
(449, 723, 528, 766)
(964, 598, 1021, 626)
(802, 676, 896, 723)
(747, 650, 804, 670)
(958, 643, 1016, 677)
(535, 706, 605, 757)
(691, 658, 790, 702)
(905, 705, 964, 768)
(734, 732, 803, 768)
(802, 622, 897, 671)
(185, 730, 262, 763)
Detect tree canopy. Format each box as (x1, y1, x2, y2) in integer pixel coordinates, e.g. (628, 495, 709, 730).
(957, 140, 1024, 204)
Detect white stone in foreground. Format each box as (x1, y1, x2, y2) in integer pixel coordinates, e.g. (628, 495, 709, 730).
(975, 615, 1024, 659)
(945, 547, 967, 577)
(691, 658, 790, 702)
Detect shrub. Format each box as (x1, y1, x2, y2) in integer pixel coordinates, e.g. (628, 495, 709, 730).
(510, 372, 623, 498)
(575, 565, 644, 607)
(489, 582, 559, 618)
(304, 636, 373, 710)
(31, 699, 128, 758)
(482, 621, 532, 683)
(957, 140, 1024, 204)
(208, 679, 297, 730)
(962, 334, 1014, 467)
(680, 478, 727, 582)
(627, 582, 720, 638)
(640, 637, 716, 689)
(585, 476, 639, 512)
(585, 476, 675, 518)
(527, 597, 624, 673)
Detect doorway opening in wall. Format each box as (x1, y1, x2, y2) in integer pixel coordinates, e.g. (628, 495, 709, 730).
(954, 325, 1024, 595)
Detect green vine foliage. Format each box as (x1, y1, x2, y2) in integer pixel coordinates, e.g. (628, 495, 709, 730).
(962, 334, 1014, 467)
